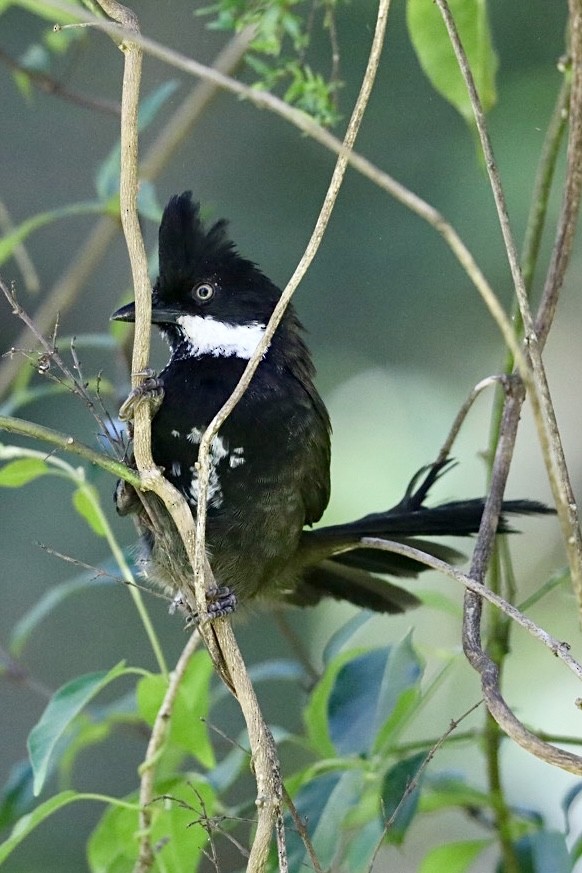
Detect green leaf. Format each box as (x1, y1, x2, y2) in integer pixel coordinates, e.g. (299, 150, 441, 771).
(406, 0, 498, 124)
(0, 458, 50, 486)
(137, 650, 215, 768)
(0, 201, 103, 265)
(27, 662, 127, 795)
(87, 777, 215, 873)
(138, 80, 179, 132)
(500, 832, 573, 873)
(327, 632, 423, 756)
(372, 632, 424, 753)
(0, 790, 78, 864)
(323, 611, 375, 663)
(12, 0, 84, 23)
(136, 181, 162, 222)
(12, 69, 33, 102)
(286, 770, 364, 872)
(0, 761, 35, 831)
(381, 752, 426, 845)
(95, 82, 177, 203)
(304, 647, 369, 757)
(420, 775, 492, 814)
(328, 647, 391, 756)
(420, 839, 491, 873)
(72, 485, 107, 536)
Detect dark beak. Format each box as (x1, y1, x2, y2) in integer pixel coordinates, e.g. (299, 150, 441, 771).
(111, 301, 137, 323)
(111, 300, 181, 325)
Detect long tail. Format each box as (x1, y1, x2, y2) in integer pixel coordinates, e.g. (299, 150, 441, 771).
(293, 460, 554, 613)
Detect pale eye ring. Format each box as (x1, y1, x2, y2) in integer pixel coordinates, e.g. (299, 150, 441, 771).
(193, 282, 215, 302)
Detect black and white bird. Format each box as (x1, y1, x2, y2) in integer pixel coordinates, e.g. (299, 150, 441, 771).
(112, 192, 551, 617)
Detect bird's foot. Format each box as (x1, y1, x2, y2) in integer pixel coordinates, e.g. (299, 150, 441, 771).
(119, 369, 164, 422)
(181, 585, 238, 627)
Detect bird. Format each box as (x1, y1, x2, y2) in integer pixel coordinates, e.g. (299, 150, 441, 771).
(112, 191, 552, 619)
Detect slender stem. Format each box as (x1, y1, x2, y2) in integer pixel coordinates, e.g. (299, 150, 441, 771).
(488, 76, 571, 452)
(435, 0, 582, 607)
(0, 442, 167, 676)
(479, 77, 570, 872)
(0, 413, 140, 485)
(134, 630, 201, 873)
(83, 482, 168, 678)
(484, 704, 520, 873)
(359, 537, 582, 682)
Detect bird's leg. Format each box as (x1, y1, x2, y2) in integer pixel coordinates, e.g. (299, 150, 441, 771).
(119, 368, 164, 423)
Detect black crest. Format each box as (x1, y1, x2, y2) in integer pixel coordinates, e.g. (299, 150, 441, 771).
(157, 192, 276, 306)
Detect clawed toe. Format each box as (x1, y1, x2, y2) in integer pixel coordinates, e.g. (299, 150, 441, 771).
(119, 369, 164, 421)
(181, 585, 238, 627)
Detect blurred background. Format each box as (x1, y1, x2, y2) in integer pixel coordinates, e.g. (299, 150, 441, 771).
(0, 0, 580, 870)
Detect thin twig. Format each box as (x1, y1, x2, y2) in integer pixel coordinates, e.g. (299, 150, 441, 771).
(537, 20, 582, 345)
(358, 538, 582, 682)
(0, 45, 121, 116)
(93, 2, 288, 869)
(135, 629, 202, 873)
(367, 701, 483, 873)
(434, 374, 510, 465)
(0, 412, 140, 485)
(434, 0, 582, 608)
(358, 535, 582, 775)
(282, 785, 324, 873)
(194, 4, 394, 860)
(0, 276, 116, 443)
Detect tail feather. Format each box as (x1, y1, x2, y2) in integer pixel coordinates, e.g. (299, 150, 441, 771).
(319, 498, 554, 541)
(294, 461, 554, 612)
(289, 560, 421, 614)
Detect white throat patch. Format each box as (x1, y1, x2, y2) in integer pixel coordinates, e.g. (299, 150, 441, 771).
(176, 314, 266, 359)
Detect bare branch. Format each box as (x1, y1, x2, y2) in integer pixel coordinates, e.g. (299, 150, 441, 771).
(537, 7, 582, 344)
(358, 535, 582, 775)
(434, 0, 582, 609)
(0, 411, 139, 485)
(0, 45, 121, 116)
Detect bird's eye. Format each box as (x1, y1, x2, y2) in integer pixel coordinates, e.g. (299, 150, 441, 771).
(193, 282, 215, 303)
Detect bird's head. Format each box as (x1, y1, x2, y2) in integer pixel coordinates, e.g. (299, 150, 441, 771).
(112, 191, 286, 360)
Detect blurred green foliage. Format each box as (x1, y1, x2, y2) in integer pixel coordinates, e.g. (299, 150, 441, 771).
(0, 0, 578, 871)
